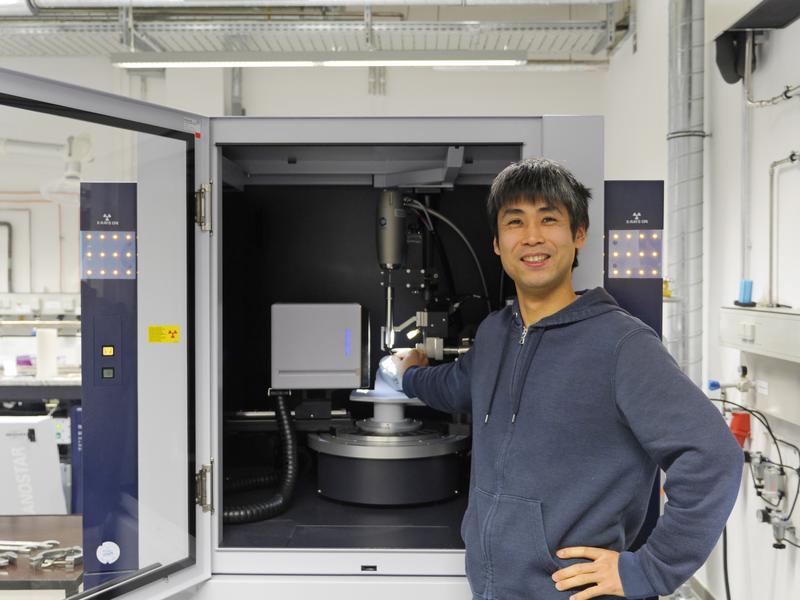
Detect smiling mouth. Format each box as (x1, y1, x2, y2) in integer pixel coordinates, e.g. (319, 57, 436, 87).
(520, 254, 550, 267)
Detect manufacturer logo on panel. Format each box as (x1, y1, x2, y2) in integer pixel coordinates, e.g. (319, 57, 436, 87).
(96, 213, 120, 226)
(625, 211, 649, 225)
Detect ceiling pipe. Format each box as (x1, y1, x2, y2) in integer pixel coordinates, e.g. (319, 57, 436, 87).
(21, 0, 618, 9)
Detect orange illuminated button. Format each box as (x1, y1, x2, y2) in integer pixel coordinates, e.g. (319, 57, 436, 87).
(102, 345, 115, 357)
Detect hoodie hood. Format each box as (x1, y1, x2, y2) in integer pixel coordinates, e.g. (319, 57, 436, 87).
(511, 287, 623, 330)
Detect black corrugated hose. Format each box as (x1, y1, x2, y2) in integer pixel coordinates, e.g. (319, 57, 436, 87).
(223, 470, 280, 493)
(223, 395, 298, 524)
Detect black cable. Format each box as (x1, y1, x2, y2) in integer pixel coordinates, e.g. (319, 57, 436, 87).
(410, 207, 457, 299)
(714, 398, 800, 521)
(787, 469, 800, 519)
(711, 398, 784, 467)
(222, 395, 298, 524)
(722, 526, 732, 600)
(407, 200, 491, 313)
(748, 462, 781, 507)
(778, 438, 800, 457)
(761, 460, 800, 471)
(784, 538, 800, 549)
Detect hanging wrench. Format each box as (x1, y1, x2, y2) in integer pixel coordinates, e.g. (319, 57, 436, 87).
(0, 552, 18, 567)
(0, 540, 59, 553)
(30, 547, 83, 570)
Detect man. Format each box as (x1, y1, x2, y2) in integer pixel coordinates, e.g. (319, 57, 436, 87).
(395, 158, 743, 600)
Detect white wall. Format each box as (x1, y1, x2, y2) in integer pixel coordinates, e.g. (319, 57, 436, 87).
(699, 16, 800, 600)
(238, 66, 607, 117)
(604, 0, 668, 181)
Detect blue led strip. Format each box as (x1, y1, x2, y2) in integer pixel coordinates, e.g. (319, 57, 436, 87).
(344, 327, 352, 358)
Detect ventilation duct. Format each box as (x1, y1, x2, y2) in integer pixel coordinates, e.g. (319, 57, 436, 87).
(666, 0, 704, 385)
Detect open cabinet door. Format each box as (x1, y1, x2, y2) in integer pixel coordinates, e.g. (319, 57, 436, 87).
(0, 68, 212, 600)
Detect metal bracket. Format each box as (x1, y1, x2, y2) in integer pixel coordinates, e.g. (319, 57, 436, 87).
(592, 2, 618, 55)
(118, 6, 164, 53)
(195, 460, 214, 513)
(195, 182, 212, 233)
(609, 0, 637, 56)
(374, 145, 464, 188)
(368, 66, 386, 96)
(364, 6, 374, 50)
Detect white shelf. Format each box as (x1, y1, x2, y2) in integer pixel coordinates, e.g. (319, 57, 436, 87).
(719, 306, 800, 364)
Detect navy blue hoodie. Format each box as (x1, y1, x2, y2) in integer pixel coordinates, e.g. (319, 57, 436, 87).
(403, 287, 742, 600)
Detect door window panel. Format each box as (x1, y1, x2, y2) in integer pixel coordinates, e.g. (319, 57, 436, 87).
(0, 100, 194, 598)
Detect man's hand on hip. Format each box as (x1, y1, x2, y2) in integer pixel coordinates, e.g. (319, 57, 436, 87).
(552, 547, 625, 599)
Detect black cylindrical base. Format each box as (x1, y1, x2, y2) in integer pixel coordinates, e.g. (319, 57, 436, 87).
(316, 452, 463, 505)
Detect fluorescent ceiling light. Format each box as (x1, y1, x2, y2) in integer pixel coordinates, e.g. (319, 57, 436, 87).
(115, 60, 317, 69)
(436, 60, 609, 72)
(112, 51, 527, 69)
(322, 59, 524, 67)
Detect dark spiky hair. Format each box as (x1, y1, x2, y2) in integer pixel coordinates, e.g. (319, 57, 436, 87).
(487, 158, 591, 269)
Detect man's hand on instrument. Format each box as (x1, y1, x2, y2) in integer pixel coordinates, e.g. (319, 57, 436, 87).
(391, 347, 429, 379)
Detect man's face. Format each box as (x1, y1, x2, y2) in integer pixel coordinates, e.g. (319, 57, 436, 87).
(493, 198, 586, 297)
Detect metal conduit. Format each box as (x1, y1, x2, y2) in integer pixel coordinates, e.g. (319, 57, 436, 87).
(767, 152, 799, 308)
(29, 0, 617, 7)
(666, 0, 704, 385)
(744, 31, 800, 108)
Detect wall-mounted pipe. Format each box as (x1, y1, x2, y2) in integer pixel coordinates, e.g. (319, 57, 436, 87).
(740, 87, 751, 282)
(667, 0, 705, 385)
(28, 0, 618, 7)
(767, 151, 799, 308)
(0, 138, 65, 159)
(744, 31, 800, 108)
(0, 222, 12, 293)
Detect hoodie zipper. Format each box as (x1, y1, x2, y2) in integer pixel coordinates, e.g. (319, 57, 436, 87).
(483, 316, 528, 596)
(515, 310, 528, 344)
(512, 315, 530, 423)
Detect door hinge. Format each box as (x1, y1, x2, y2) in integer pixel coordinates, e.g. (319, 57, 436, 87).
(195, 182, 212, 233)
(195, 459, 214, 513)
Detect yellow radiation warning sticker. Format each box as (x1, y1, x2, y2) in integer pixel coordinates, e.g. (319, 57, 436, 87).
(148, 325, 181, 343)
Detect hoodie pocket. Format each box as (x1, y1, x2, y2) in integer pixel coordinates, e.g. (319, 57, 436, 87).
(488, 494, 562, 600)
(461, 488, 490, 597)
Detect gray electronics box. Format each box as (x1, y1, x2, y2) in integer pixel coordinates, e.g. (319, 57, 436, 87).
(0, 416, 68, 515)
(271, 303, 370, 390)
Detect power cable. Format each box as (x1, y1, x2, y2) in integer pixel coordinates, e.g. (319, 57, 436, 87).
(712, 398, 800, 522)
(409, 207, 457, 298)
(711, 398, 784, 468)
(722, 526, 732, 600)
(786, 469, 800, 520)
(406, 199, 491, 313)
